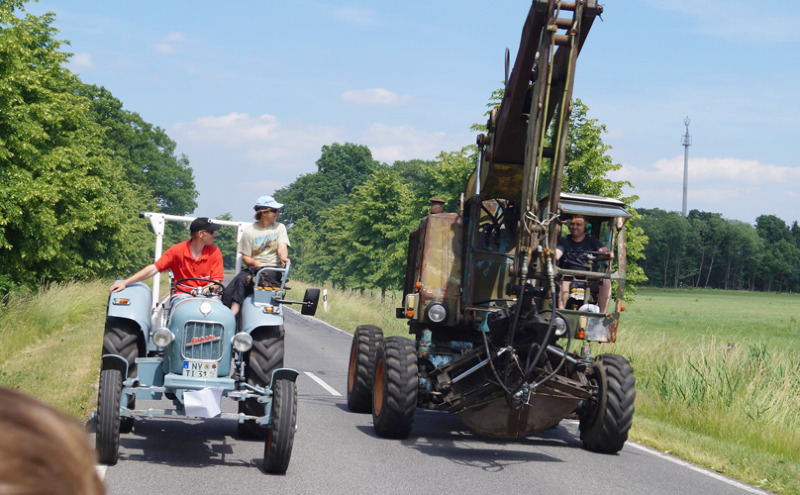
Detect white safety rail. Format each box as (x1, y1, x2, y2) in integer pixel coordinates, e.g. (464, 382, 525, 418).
(139, 212, 250, 312)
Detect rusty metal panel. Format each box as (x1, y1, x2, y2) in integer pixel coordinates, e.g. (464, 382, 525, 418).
(414, 213, 462, 325)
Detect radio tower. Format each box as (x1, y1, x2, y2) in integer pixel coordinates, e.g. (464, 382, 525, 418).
(681, 117, 691, 216)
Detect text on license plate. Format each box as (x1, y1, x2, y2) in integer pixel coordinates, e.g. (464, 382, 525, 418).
(183, 361, 218, 378)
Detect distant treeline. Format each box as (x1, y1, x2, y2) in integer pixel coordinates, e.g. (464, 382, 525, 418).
(636, 208, 800, 292)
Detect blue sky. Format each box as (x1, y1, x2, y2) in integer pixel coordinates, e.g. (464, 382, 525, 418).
(26, 0, 800, 226)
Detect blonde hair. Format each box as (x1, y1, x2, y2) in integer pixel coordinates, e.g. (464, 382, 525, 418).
(0, 387, 105, 495)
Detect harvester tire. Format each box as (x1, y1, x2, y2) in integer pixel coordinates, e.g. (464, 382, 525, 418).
(263, 379, 298, 474)
(96, 369, 122, 465)
(580, 353, 635, 453)
(372, 336, 417, 439)
(347, 325, 384, 413)
(239, 325, 285, 439)
(102, 321, 140, 432)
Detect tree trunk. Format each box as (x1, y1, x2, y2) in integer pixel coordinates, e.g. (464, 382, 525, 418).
(695, 247, 705, 288)
(663, 248, 671, 288)
(724, 259, 731, 290)
(704, 252, 716, 288)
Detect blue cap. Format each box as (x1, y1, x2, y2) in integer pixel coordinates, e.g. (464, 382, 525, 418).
(253, 195, 283, 211)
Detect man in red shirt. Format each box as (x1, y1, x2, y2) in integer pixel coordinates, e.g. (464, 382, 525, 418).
(110, 217, 223, 294)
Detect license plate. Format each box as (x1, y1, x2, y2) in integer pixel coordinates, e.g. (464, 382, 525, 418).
(183, 361, 218, 378)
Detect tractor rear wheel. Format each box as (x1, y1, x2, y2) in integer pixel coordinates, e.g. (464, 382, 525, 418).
(372, 336, 417, 439)
(239, 326, 284, 439)
(579, 353, 635, 453)
(263, 379, 298, 474)
(347, 325, 384, 413)
(96, 369, 122, 465)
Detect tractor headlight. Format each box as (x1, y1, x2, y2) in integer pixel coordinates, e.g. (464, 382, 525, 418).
(232, 332, 253, 352)
(426, 302, 448, 324)
(553, 316, 568, 337)
(152, 327, 174, 348)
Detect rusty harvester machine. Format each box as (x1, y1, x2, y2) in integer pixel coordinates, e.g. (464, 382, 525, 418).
(347, 0, 635, 452)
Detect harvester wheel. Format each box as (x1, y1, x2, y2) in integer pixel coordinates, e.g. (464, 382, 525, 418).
(263, 379, 298, 474)
(96, 369, 122, 465)
(103, 321, 140, 432)
(347, 325, 384, 413)
(372, 336, 417, 438)
(239, 325, 284, 439)
(580, 353, 635, 453)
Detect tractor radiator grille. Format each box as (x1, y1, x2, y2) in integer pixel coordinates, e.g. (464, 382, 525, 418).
(181, 321, 224, 361)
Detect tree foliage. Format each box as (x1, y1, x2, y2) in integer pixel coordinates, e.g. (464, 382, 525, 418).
(0, 2, 198, 292)
(273, 142, 381, 226)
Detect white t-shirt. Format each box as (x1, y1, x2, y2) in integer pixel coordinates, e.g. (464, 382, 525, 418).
(238, 222, 290, 266)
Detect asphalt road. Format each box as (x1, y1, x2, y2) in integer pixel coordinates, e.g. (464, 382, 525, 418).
(97, 309, 771, 495)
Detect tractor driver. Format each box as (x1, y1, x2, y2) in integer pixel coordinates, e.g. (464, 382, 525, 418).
(109, 217, 224, 295)
(555, 214, 612, 313)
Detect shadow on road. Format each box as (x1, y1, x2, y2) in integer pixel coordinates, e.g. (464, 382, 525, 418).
(346, 407, 581, 472)
(118, 417, 261, 469)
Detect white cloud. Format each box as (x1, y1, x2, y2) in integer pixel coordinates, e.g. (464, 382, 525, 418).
(360, 123, 473, 163)
(611, 156, 800, 224)
(340, 88, 412, 105)
(68, 52, 95, 70)
(155, 32, 187, 54)
(332, 7, 375, 25)
(168, 114, 475, 219)
(169, 113, 346, 218)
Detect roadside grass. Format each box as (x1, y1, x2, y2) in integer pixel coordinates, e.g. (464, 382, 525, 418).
(0, 281, 108, 419)
(3, 281, 797, 493)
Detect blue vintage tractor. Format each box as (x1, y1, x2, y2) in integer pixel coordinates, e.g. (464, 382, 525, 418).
(97, 213, 319, 474)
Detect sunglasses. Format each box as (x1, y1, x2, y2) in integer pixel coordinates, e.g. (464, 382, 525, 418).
(203, 230, 217, 235)
(263, 208, 279, 214)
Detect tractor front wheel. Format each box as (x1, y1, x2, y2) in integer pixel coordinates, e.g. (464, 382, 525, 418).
(239, 326, 284, 438)
(347, 325, 384, 413)
(579, 353, 635, 453)
(96, 369, 122, 465)
(263, 379, 298, 474)
(372, 336, 417, 439)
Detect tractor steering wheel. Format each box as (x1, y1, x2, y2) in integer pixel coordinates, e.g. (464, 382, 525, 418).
(174, 278, 225, 297)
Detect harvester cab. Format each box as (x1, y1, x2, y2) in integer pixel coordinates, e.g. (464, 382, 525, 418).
(347, 0, 635, 454)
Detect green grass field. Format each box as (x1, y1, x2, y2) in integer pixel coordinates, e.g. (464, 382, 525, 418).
(1, 283, 797, 494)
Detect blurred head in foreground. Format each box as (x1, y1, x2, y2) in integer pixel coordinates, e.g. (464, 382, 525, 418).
(0, 386, 104, 495)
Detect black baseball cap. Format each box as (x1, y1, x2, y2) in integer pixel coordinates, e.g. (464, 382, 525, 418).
(189, 217, 221, 233)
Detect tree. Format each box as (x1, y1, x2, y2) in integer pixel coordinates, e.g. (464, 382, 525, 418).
(274, 142, 382, 226)
(76, 84, 197, 216)
(402, 147, 477, 215)
(0, 3, 129, 288)
(213, 213, 239, 270)
(755, 215, 791, 244)
(315, 170, 417, 295)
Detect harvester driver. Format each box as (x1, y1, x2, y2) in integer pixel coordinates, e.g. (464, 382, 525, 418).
(555, 214, 611, 313)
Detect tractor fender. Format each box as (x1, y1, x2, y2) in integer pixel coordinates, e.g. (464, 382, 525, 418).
(239, 293, 284, 334)
(269, 368, 299, 389)
(101, 354, 129, 376)
(106, 282, 152, 335)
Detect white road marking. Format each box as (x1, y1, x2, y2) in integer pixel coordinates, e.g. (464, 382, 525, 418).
(304, 371, 342, 396)
(626, 441, 770, 494)
(561, 420, 768, 493)
(284, 306, 352, 336)
(95, 464, 106, 480)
